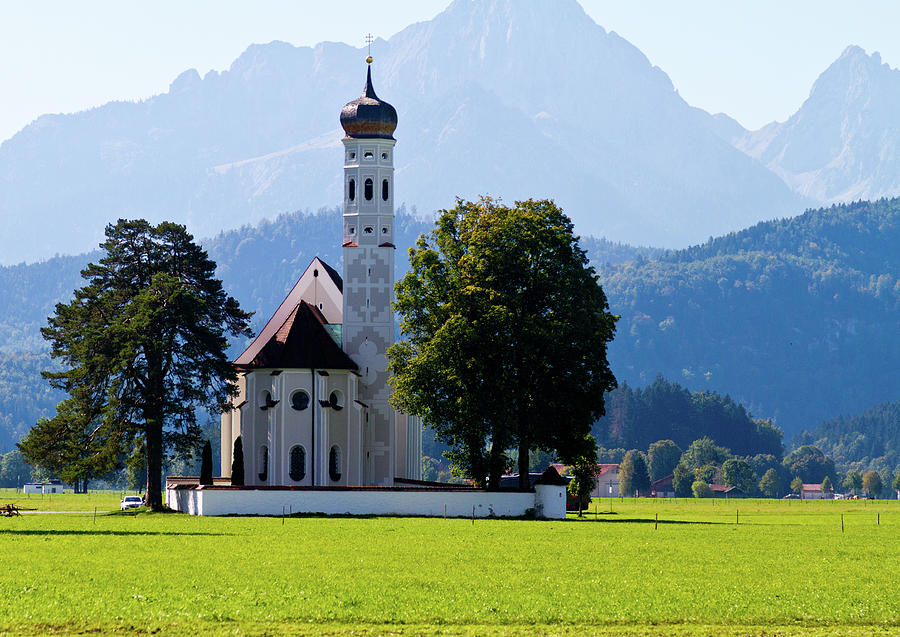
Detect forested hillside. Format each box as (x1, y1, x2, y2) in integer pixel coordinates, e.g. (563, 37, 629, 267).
(592, 376, 783, 458)
(601, 198, 900, 435)
(0, 207, 658, 453)
(796, 401, 900, 475)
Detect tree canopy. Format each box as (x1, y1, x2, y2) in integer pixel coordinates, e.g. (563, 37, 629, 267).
(619, 450, 650, 497)
(388, 197, 617, 489)
(18, 220, 252, 508)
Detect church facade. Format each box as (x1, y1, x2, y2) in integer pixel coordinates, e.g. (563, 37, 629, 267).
(218, 63, 422, 487)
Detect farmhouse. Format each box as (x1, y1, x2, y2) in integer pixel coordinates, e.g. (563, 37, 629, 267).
(166, 60, 566, 519)
(801, 483, 831, 499)
(592, 464, 620, 497)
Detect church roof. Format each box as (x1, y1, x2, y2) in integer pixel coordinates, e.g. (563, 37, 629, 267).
(318, 259, 343, 293)
(235, 301, 357, 371)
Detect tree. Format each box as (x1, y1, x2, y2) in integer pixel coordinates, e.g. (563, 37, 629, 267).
(18, 220, 252, 509)
(759, 468, 781, 498)
(680, 437, 730, 471)
(647, 440, 681, 482)
(673, 463, 693, 497)
(619, 449, 650, 497)
(200, 440, 213, 486)
(388, 198, 617, 489)
(893, 469, 900, 498)
(0, 450, 33, 488)
(843, 469, 863, 495)
(790, 476, 803, 496)
(694, 463, 718, 485)
(862, 470, 882, 498)
(567, 455, 597, 516)
(231, 436, 245, 487)
(691, 480, 712, 498)
(820, 475, 833, 497)
(722, 458, 754, 493)
(782, 446, 835, 484)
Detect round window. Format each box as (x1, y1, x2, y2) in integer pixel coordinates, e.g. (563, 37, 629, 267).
(329, 390, 343, 411)
(290, 390, 310, 411)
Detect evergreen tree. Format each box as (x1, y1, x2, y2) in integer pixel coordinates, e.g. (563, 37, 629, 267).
(619, 449, 650, 497)
(200, 440, 213, 486)
(231, 436, 245, 487)
(790, 476, 803, 496)
(820, 475, 833, 497)
(18, 220, 252, 508)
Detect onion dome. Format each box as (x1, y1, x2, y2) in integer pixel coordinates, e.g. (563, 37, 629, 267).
(340, 65, 397, 140)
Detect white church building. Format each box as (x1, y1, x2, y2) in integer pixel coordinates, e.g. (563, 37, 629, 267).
(166, 60, 566, 519)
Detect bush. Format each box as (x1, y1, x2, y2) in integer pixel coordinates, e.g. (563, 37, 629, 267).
(692, 480, 712, 498)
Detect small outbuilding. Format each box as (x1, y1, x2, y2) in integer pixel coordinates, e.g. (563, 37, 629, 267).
(22, 480, 63, 494)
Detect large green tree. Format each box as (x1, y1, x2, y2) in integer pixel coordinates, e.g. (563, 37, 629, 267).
(389, 198, 617, 489)
(647, 439, 681, 482)
(18, 220, 252, 509)
(722, 458, 755, 493)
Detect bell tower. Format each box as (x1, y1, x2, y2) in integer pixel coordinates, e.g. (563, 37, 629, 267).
(339, 58, 398, 485)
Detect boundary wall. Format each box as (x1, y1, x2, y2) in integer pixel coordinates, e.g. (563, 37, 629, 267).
(166, 484, 565, 519)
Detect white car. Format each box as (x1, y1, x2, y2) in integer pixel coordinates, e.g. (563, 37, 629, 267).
(120, 495, 144, 510)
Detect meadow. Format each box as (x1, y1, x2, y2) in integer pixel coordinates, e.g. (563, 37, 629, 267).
(1, 495, 898, 636)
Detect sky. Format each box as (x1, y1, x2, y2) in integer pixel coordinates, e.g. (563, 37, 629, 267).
(2, 0, 900, 144)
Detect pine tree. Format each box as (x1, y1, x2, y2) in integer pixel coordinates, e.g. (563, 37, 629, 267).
(200, 440, 213, 486)
(231, 437, 245, 486)
(18, 220, 252, 509)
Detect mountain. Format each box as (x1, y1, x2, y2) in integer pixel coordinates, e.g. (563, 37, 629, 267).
(600, 197, 900, 436)
(0, 0, 805, 265)
(729, 46, 900, 204)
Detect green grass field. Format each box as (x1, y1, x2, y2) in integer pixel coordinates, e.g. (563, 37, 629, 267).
(1, 497, 898, 635)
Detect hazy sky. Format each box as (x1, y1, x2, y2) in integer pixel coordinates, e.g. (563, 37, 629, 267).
(2, 0, 899, 144)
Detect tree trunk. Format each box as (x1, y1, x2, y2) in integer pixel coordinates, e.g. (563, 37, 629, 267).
(145, 417, 164, 510)
(518, 438, 530, 491)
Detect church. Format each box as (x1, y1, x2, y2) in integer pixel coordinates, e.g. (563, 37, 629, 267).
(218, 59, 422, 487)
(168, 59, 566, 519)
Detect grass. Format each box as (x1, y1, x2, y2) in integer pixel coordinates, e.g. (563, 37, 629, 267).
(0, 488, 130, 512)
(0, 498, 898, 635)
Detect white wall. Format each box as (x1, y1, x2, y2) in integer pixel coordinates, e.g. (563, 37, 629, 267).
(166, 486, 565, 519)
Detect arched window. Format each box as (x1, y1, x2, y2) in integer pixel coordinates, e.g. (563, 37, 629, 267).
(289, 446, 306, 481)
(381, 152, 388, 160)
(382, 179, 389, 201)
(258, 446, 268, 482)
(348, 179, 356, 202)
(259, 390, 272, 411)
(290, 390, 309, 411)
(364, 178, 373, 201)
(329, 390, 344, 411)
(329, 446, 342, 482)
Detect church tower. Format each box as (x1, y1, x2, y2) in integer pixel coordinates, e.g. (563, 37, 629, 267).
(339, 60, 398, 485)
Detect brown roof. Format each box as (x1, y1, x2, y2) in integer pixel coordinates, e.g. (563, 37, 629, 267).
(235, 301, 357, 371)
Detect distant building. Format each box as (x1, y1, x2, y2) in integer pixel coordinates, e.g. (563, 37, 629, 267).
(593, 464, 620, 497)
(801, 483, 830, 499)
(710, 484, 747, 499)
(22, 480, 63, 494)
(651, 474, 674, 498)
